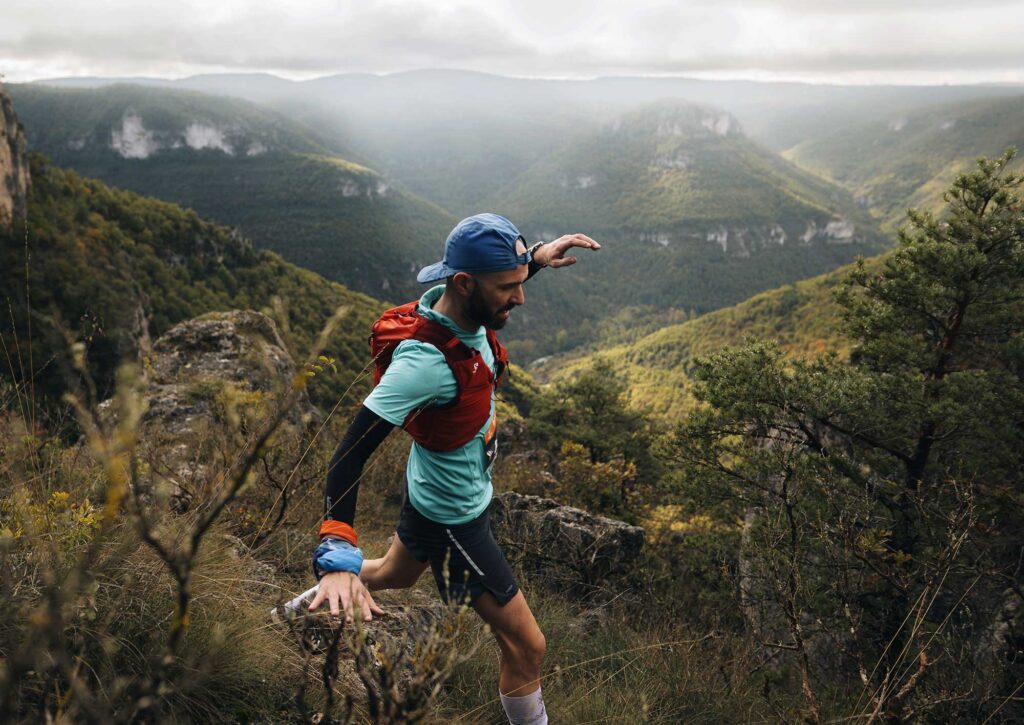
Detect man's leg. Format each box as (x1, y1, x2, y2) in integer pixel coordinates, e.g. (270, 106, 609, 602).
(473, 590, 548, 724)
(360, 533, 429, 590)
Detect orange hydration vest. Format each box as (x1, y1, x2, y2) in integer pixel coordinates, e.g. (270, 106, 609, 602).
(369, 300, 508, 452)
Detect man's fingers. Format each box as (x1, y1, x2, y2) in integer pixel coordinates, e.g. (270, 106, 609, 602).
(341, 586, 355, 623)
(329, 588, 341, 617)
(546, 234, 600, 263)
(361, 590, 383, 620)
(549, 256, 577, 268)
(569, 233, 601, 249)
(308, 587, 325, 612)
(354, 592, 370, 622)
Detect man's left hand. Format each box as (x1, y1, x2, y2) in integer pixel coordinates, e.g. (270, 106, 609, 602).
(534, 233, 601, 268)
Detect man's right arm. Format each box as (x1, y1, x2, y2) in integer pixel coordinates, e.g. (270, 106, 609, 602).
(310, 405, 393, 622)
(310, 341, 450, 621)
(320, 405, 395, 538)
(321, 340, 449, 540)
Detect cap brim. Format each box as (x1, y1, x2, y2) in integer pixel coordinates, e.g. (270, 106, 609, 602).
(416, 260, 454, 283)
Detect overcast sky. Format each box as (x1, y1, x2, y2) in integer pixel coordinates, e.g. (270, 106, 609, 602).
(3, 0, 1023, 85)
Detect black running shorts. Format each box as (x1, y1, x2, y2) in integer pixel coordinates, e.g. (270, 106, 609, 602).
(395, 486, 519, 607)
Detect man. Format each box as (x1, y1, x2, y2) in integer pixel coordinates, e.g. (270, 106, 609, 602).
(308, 212, 600, 724)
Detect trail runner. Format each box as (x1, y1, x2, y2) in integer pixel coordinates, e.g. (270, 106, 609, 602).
(309, 212, 600, 724)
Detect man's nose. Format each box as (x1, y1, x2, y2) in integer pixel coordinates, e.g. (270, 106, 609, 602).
(511, 285, 525, 306)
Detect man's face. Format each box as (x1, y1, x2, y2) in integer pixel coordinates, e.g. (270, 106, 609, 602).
(464, 239, 529, 330)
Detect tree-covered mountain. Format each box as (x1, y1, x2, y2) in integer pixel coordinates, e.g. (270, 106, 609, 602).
(487, 100, 886, 359)
(0, 152, 387, 415)
(37, 71, 1024, 222)
(540, 257, 876, 421)
(491, 100, 876, 238)
(785, 94, 1024, 230)
(6, 83, 457, 303)
(10, 83, 889, 360)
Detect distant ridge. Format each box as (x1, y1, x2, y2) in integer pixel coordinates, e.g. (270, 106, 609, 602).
(32, 70, 1023, 151)
(786, 93, 1024, 230)
(8, 82, 457, 302)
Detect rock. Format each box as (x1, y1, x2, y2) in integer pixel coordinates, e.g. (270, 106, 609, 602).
(0, 88, 31, 229)
(148, 309, 302, 394)
(99, 309, 322, 510)
(978, 588, 1024, 665)
(275, 585, 470, 713)
(489, 491, 645, 602)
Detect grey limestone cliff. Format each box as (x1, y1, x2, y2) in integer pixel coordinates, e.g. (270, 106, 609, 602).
(0, 88, 30, 229)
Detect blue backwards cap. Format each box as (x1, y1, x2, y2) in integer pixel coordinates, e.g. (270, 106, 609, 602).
(417, 213, 531, 283)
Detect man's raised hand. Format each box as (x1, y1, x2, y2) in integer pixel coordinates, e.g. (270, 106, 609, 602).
(534, 233, 601, 268)
(308, 571, 384, 623)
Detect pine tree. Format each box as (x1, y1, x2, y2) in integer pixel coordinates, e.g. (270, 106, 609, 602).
(665, 150, 1024, 722)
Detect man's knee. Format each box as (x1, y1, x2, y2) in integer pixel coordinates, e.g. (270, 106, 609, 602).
(502, 626, 546, 671)
(527, 629, 547, 668)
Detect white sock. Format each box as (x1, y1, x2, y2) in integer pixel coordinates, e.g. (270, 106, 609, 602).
(499, 686, 548, 725)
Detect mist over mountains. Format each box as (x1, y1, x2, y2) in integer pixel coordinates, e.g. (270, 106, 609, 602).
(9, 72, 918, 359)
(8, 83, 457, 304)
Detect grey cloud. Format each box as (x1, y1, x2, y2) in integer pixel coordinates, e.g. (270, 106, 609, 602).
(735, 0, 1020, 11)
(2, 0, 1023, 82)
(1, 2, 534, 72)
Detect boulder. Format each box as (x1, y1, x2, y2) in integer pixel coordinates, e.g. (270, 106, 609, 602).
(99, 309, 322, 510)
(489, 491, 645, 602)
(978, 587, 1024, 665)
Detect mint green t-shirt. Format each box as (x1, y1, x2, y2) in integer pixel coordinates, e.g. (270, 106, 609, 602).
(363, 284, 496, 525)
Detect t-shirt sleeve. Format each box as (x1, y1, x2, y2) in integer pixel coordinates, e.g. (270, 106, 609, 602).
(363, 339, 457, 426)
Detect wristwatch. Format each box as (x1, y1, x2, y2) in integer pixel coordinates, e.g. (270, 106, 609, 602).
(527, 241, 547, 279)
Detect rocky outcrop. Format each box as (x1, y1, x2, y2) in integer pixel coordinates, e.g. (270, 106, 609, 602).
(489, 491, 645, 602)
(145, 309, 312, 410)
(630, 217, 863, 257)
(99, 309, 322, 510)
(977, 588, 1024, 665)
(0, 89, 30, 229)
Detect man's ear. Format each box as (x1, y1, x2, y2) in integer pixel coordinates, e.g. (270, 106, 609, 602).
(450, 272, 476, 297)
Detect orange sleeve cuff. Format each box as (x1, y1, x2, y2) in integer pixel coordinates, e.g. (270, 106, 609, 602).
(319, 520, 358, 546)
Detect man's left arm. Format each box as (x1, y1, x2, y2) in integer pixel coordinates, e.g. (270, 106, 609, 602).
(527, 233, 601, 280)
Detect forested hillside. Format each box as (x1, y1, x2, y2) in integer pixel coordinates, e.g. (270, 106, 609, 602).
(541, 258, 873, 420)
(7, 83, 457, 302)
(11, 84, 891, 360)
(492, 100, 886, 359)
(0, 153, 386, 417)
(786, 94, 1024, 230)
(492, 100, 873, 235)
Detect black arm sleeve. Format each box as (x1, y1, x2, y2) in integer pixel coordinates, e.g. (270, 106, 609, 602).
(323, 405, 395, 527)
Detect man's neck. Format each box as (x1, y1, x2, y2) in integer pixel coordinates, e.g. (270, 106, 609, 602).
(432, 290, 480, 333)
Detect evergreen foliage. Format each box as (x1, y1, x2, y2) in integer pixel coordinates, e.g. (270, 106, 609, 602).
(0, 154, 385, 423)
(662, 150, 1024, 721)
(530, 359, 659, 519)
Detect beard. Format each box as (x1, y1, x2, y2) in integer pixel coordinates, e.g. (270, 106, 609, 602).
(467, 284, 513, 330)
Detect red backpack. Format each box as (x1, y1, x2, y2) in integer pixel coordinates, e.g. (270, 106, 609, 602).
(369, 300, 507, 452)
